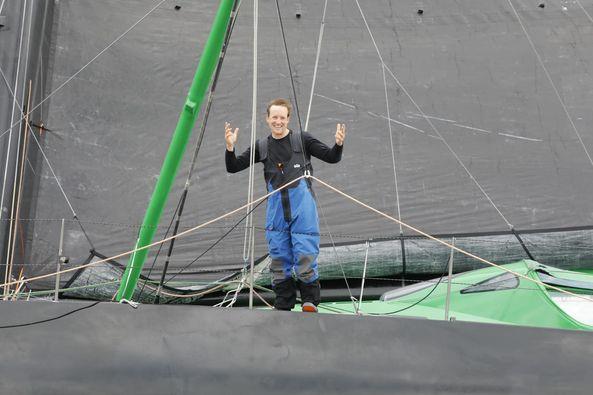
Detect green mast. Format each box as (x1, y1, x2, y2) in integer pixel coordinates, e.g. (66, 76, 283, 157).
(117, 0, 235, 301)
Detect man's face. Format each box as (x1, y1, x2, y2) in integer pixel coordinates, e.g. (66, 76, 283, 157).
(266, 105, 290, 138)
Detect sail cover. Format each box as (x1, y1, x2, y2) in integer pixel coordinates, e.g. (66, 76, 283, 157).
(2, 0, 593, 294)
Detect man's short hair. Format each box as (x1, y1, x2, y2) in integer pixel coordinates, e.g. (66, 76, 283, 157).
(266, 98, 292, 117)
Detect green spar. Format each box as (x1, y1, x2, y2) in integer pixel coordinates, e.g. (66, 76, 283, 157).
(116, 0, 235, 301)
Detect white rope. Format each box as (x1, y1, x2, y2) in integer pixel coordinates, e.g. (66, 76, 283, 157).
(316, 193, 358, 310)
(304, 0, 328, 132)
(356, 240, 370, 314)
(507, 0, 593, 170)
(381, 63, 402, 233)
(354, 0, 513, 230)
(0, 0, 170, 140)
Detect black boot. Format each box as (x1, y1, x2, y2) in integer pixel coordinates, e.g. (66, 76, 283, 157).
(297, 279, 321, 306)
(273, 278, 297, 310)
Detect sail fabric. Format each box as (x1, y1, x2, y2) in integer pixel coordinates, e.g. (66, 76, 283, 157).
(2, 0, 593, 291)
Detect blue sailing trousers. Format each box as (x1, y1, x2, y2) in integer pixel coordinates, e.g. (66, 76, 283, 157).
(265, 179, 320, 287)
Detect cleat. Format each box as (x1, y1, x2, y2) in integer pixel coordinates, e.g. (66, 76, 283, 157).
(302, 302, 318, 313)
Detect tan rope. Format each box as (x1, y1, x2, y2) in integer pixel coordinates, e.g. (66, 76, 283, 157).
(252, 287, 273, 308)
(310, 175, 593, 303)
(0, 175, 305, 291)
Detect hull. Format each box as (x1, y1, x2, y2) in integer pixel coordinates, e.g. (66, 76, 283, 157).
(1, 300, 593, 394)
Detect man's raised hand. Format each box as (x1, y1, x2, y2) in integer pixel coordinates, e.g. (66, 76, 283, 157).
(225, 122, 239, 151)
(335, 123, 346, 146)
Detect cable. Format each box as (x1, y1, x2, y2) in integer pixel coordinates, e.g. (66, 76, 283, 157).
(370, 262, 448, 316)
(0, 301, 100, 329)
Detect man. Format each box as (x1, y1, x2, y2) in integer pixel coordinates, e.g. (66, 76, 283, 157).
(225, 98, 346, 312)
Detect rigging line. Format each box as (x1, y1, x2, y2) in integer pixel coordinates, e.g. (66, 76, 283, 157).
(275, 0, 356, 306)
(0, 174, 307, 292)
(0, 0, 6, 14)
(137, 192, 183, 300)
(6, 81, 32, 299)
(153, 0, 242, 302)
(273, 0, 314, 203)
(0, 0, 27, 228)
(507, 0, 593, 170)
(317, 193, 357, 309)
(575, 0, 593, 25)
(356, 240, 370, 314)
(0, 62, 95, 249)
(243, 0, 258, 263)
(162, 198, 266, 288)
(310, 175, 593, 303)
(304, 0, 328, 132)
(24, 280, 120, 297)
(183, 0, 241, 186)
(354, 0, 513, 230)
(274, 0, 304, 134)
(2, 0, 27, 298)
(247, 0, 259, 309)
(381, 63, 402, 234)
(0, 0, 170, 140)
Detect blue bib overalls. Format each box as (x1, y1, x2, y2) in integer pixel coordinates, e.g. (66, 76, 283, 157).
(259, 131, 321, 310)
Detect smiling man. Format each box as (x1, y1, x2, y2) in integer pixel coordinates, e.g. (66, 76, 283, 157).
(225, 98, 346, 312)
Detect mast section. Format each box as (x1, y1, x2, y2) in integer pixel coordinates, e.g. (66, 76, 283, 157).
(117, 0, 236, 301)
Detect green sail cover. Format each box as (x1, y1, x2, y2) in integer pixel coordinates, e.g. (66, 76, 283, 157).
(319, 260, 593, 331)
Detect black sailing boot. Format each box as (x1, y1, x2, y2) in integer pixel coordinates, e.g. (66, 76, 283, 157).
(273, 278, 297, 311)
(297, 279, 321, 312)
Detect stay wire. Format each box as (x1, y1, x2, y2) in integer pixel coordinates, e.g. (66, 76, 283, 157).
(304, 0, 328, 132)
(136, 193, 183, 299)
(0, 64, 95, 251)
(242, 0, 258, 264)
(274, 0, 304, 137)
(354, 0, 513, 230)
(0, 0, 170, 140)
(381, 62, 403, 235)
(506, 0, 593, 170)
(184, 0, 242, 183)
(274, 0, 356, 307)
(152, 0, 242, 302)
(160, 198, 267, 288)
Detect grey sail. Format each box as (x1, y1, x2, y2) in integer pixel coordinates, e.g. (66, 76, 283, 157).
(1, 0, 593, 301)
